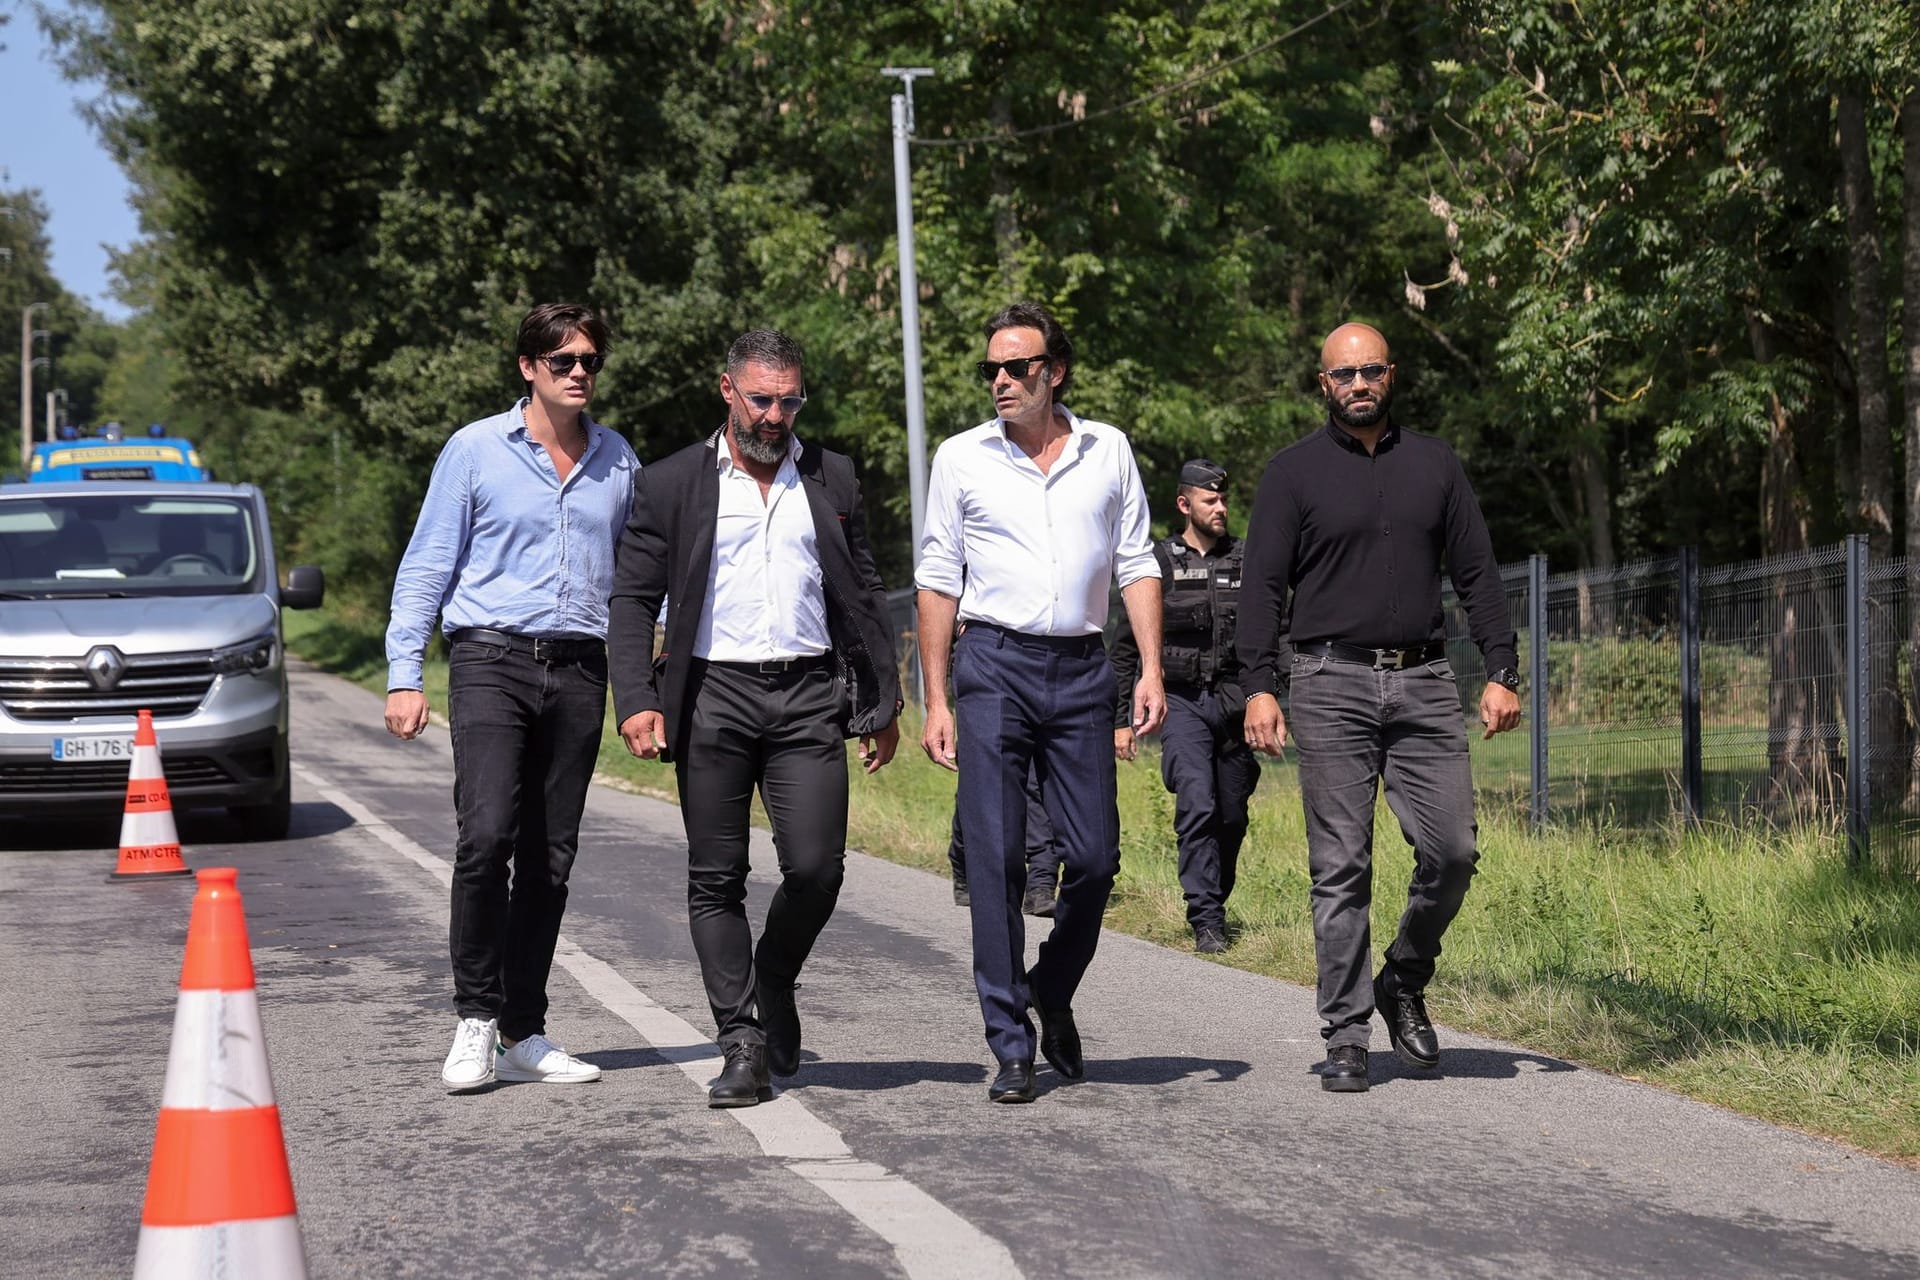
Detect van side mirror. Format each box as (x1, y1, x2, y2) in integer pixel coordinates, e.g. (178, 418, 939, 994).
(281, 565, 325, 610)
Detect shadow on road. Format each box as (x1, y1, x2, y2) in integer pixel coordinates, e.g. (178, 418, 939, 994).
(782, 1059, 990, 1091)
(1307, 1046, 1579, 1087)
(0, 800, 357, 852)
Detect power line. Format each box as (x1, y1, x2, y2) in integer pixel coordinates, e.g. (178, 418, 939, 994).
(910, 0, 1362, 149)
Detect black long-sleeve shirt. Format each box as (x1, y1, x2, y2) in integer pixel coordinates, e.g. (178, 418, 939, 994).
(1236, 418, 1517, 698)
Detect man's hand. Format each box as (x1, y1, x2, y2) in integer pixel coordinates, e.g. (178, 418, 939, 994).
(1131, 671, 1166, 738)
(1244, 692, 1288, 757)
(620, 710, 668, 758)
(921, 702, 959, 772)
(1114, 727, 1136, 762)
(385, 689, 430, 740)
(859, 720, 901, 774)
(1480, 683, 1521, 739)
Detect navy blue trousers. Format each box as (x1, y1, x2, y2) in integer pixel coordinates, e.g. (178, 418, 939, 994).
(954, 623, 1120, 1064)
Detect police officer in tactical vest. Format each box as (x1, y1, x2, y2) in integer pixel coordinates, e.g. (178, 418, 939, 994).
(1113, 459, 1262, 954)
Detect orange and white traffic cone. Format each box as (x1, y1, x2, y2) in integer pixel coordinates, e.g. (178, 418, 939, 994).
(109, 708, 192, 882)
(133, 867, 308, 1279)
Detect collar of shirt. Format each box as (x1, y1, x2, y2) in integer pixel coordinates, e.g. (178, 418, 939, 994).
(506, 397, 605, 479)
(712, 425, 804, 475)
(988, 403, 1095, 472)
(1322, 416, 1401, 456)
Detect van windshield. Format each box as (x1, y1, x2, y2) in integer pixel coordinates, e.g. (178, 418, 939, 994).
(0, 494, 262, 598)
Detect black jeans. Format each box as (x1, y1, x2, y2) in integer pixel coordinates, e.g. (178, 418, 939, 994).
(675, 660, 849, 1049)
(447, 638, 607, 1041)
(1160, 686, 1261, 932)
(1288, 652, 1479, 1050)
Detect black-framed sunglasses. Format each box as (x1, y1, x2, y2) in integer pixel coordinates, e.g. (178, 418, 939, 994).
(741, 392, 808, 417)
(975, 355, 1049, 383)
(536, 352, 606, 376)
(1324, 363, 1390, 386)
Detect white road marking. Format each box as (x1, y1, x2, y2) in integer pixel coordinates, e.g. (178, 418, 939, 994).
(292, 763, 1022, 1280)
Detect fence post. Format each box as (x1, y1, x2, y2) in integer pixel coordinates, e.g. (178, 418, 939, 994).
(1845, 534, 1870, 869)
(1677, 545, 1703, 825)
(1528, 553, 1549, 831)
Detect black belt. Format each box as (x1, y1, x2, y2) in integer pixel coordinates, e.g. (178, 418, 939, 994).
(698, 654, 834, 675)
(449, 628, 604, 663)
(1297, 640, 1447, 670)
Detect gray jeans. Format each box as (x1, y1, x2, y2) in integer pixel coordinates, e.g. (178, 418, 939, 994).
(1288, 652, 1479, 1049)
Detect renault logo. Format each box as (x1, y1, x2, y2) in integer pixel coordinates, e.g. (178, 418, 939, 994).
(85, 645, 128, 691)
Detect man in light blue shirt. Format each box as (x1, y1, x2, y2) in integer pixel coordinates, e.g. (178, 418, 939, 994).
(385, 302, 639, 1093)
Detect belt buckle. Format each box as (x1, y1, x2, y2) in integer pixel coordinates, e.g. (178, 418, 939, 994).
(531, 637, 553, 663)
(1373, 647, 1409, 671)
(758, 658, 789, 674)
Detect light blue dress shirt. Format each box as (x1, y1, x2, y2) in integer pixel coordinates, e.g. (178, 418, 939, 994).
(385, 400, 640, 690)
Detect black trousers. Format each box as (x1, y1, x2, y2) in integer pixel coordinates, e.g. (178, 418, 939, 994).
(1160, 686, 1261, 932)
(675, 660, 849, 1049)
(947, 759, 1060, 892)
(447, 638, 607, 1041)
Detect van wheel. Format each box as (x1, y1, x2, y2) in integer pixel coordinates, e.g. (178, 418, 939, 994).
(234, 772, 292, 841)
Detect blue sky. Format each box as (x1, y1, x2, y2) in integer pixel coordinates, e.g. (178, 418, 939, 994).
(0, 2, 138, 320)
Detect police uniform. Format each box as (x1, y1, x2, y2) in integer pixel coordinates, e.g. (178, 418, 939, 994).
(1112, 463, 1261, 950)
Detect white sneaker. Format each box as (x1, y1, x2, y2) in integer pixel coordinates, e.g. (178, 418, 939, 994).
(496, 1032, 602, 1084)
(441, 1016, 498, 1092)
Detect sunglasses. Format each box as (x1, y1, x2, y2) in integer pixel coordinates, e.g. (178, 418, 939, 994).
(975, 355, 1049, 383)
(741, 392, 808, 417)
(535, 352, 606, 376)
(1324, 363, 1390, 386)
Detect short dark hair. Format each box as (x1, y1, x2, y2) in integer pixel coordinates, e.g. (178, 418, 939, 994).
(984, 301, 1074, 402)
(517, 303, 608, 364)
(726, 329, 805, 375)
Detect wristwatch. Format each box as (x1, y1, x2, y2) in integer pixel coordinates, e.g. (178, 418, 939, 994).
(1487, 668, 1521, 691)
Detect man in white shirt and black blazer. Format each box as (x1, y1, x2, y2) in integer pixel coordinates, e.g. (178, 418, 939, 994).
(917, 301, 1166, 1103)
(607, 329, 901, 1108)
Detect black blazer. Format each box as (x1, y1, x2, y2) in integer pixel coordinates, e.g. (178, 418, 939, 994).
(607, 432, 901, 757)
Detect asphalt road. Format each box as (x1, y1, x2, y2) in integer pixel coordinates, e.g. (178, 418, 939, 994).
(3, 661, 1918, 1278)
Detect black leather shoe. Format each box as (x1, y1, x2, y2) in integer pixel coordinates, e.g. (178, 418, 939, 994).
(709, 1042, 772, 1107)
(1035, 1004, 1084, 1080)
(1022, 883, 1057, 918)
(1194, 926, 1228, 954)
(952, 880, 970, 907)
(760, 983, 801, 1078)
(988, 1057, 1035, 1103)
(1321, 1044, 1370, 1092)
(1375, 969, 1441, 1070)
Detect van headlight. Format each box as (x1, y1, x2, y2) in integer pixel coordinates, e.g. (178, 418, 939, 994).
(212, 632, 280, 676)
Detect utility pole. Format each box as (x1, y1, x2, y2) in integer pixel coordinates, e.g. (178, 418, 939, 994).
(19, 301, 47, 471)
(882, 67, 934, 567)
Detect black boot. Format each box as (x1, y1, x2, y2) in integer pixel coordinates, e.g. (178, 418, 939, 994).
(709, 1042, 772, 1108)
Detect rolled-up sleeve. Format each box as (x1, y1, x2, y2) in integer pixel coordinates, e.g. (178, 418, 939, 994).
(1112, 442, 1158, 588)
(914, 441, 967, 598)
(385, 438, 473, 690)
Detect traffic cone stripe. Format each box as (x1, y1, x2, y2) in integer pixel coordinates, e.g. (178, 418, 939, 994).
(125, 781, 172, 813)
(118, 844, 182, 862)
(179, 868, 257, 991)
(141, 1106, 298, 1225)
(133, 1218, 306, 1280)
(161, 990, 278, 1111)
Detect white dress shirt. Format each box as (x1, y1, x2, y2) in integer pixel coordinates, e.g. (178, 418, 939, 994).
(916, 405, 1158, 635)
(693, 433, 832, 661)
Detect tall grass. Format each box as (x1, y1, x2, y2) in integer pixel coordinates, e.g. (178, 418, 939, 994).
(287, 608, 1920, 1163)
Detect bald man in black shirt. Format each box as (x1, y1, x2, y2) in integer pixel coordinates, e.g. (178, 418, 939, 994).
(1238, 322, 1521, 1093)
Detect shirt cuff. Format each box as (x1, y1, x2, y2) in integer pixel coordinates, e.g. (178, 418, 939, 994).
(387, 660, 424, 692)
(1482, 644, 1520, 676)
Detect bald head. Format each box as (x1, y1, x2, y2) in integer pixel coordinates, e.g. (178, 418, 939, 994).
(1320, 323, 1390, 369)
(1317, 322, 1395, 432)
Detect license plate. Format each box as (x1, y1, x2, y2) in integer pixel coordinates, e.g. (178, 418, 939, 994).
(52, 737, 135, 762)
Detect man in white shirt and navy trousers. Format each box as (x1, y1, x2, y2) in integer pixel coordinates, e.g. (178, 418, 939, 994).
(917, 301, 1165, 1103)
(607, 330, 901, 1108)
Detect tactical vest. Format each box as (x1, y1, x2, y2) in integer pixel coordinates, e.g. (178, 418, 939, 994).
(1160, 533, 1245, 696)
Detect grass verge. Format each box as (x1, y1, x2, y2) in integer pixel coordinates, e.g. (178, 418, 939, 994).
(287, 606, 1920, 1164)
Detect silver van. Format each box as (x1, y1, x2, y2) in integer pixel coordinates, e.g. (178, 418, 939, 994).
(0, 481, 323, 838)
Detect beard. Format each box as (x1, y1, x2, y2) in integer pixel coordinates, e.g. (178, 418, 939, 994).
(1329, 388, 1390, 429)
(730, 409, 790, 466)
